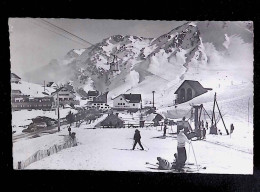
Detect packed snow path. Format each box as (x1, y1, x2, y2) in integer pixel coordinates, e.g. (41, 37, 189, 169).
(25, 127, 253, 174)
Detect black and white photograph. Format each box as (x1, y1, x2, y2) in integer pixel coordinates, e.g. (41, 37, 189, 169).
(9, 19, 253, 174)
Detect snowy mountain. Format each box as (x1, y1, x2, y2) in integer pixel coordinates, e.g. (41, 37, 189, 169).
(24, 21, 253, 108)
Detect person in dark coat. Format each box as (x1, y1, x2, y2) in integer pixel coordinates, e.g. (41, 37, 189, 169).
(163, 124, 168, 136)
(132, 129, 144, 150)
(230, 124, 234, 134)
(202, 127, 206, 139)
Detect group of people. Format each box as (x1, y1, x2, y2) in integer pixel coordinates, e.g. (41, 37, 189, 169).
(198, 120, 207, 140)
(132, 117, 235, 171)
(132, 117, 191, 171)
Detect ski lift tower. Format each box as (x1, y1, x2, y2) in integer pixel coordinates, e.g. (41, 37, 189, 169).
(152, 91, 156, 110)
(192, 104, 203, 132)
(109, 54, 119, 72)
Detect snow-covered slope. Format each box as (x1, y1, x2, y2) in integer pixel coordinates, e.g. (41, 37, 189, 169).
(11, 81, 55, 97)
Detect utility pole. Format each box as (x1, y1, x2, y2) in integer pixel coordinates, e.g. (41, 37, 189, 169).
(57, 90, 60, 132)
(211, 93, 216, 127)
(44, 80, 45, 92)
(152, 91, 155, 109)
(248, 97, 250, 127)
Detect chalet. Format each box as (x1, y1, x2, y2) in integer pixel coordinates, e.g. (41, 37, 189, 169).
(145, 113, 164, 126)
(11, 73, 21, 84)
(51, 87, 79, 106)
(99, 113, 124, 128)
(11, 96, 55, 111)
(87, 91, 99, 101)
(86, 92, 110, 110)
(174, 80, 212, 104)
(46, 82, 58, 89)
(113, 93, 142, 109)
(11, 90, 22, 97)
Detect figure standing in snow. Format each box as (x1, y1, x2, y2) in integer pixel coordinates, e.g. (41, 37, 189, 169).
(202, 127, 206, 139)
(163, 124, 168, 136)
(200, 121, 204, 140)
(205, 121, 208, 130)
(230, 124, 234, 134)
(132, 129, 144, 150)
(176, 128, 191, 170)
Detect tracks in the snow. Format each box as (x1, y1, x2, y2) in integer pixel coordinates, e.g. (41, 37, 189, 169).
(201, 139, 252, 155)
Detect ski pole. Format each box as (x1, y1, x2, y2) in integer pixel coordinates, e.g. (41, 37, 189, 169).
(188, 142, 191, 163)
(190, 141, 199, 171)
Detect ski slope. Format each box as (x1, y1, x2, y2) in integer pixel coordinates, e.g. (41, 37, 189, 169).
(24, 126, 252, 174)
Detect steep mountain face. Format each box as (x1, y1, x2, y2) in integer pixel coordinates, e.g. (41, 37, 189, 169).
(56, 22, 208, 91)
(25, 21, 253, 107)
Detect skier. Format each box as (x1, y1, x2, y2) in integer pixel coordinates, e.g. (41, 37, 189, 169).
(175, 128, 191, 171)
(163, 124, 168, 136)
(157, 157, 171, 170)
(230, 124, 234, 134)
(202, 127, 206, 139)
(132, 129, 144, 150)
(201, 120, 204, 128)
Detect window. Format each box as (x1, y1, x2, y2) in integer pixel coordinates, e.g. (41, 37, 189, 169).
(123, 103, 125, 105)
(133, 104, 135, 106)
(120, 98, 122, 100)
(118, 103, 120, 105)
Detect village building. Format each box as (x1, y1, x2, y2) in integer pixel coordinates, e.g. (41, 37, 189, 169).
(145, 113, 164, 126)
(51, 87, 79, 106)
(86, 92, 110, 110)
(46, 82, 58, 89)
(11, 73, 21, 84)
(87, 91, 99, 101)
(98, 113, 124, 128)
(12, 96, 55, 111)
(174, 80, 212, 104)
(112, 93, 142, 110)
(11, 90, 22, 97)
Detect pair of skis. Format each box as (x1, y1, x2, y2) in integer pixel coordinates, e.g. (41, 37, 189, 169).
(113, 148, 148, 152)
(145, 162, 206, 173)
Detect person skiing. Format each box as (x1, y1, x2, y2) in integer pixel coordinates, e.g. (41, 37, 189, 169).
(175, 128, 191, 171)
(132, 129, 144, 150)
(163, 124, 168, 136)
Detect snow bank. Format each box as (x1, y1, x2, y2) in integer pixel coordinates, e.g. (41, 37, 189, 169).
(12, 108, 78, 134)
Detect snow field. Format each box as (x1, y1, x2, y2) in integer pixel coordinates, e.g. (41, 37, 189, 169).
(25, 126, 252, 174)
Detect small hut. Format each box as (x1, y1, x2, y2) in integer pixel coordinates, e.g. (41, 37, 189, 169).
(100, 114, 124, 128)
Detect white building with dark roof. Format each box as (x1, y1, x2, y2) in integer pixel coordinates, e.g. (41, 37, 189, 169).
(113, 93, 142, 109)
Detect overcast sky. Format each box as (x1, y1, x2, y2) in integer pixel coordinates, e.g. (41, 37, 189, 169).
(9, 18, 186, 78)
